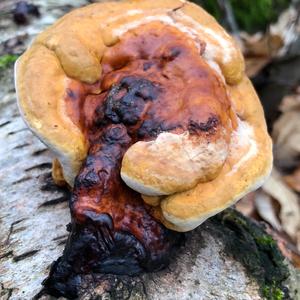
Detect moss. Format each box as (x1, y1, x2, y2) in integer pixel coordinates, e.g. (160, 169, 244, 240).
(263, 283, 285, 300)
(0, 54, 18, 70)
(255, 234, 276, 247)
(208, 209, 290, 300)
(192, 0, 290, 33)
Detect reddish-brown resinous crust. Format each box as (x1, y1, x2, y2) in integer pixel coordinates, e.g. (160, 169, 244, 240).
(43, 23, 235, 298)
(71, 23, 234, 256)
(67, 23, 234, 238)
(66, 23, 234, 142)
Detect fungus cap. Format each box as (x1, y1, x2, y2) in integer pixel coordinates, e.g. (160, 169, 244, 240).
(15, 0, 272, 232)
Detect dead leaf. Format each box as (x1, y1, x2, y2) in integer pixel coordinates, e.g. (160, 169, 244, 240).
(272, 110, 300, 170)
(244, 57, 271, 78)
(279, 92, 300, 113)
(262, 168, 300, 242)
(254, 190, 282, 231)
(235, 192, 256, 216)
(284, 166, 300, 193)
(269, 6, 300, 57)
(240, 31, 283, 58)
(240, 31, 282, 77)
(241, 6, 299, 58)
(239, 6, 300, 77)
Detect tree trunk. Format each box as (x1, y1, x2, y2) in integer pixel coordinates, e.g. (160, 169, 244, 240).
(0, 1, 297, 299)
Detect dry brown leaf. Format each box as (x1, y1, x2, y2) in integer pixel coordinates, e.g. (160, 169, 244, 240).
(269, 6, 300, 57)
(279, 92, 300, 113)
(235, 192, 256, 216)
(240, 31, 282, 77)
(297, 231, 300, 257)
(240, 31, 283, 58)
(272, 110, 300, 170)
(284, 166, 300, 193)
(239, 6, 300, 77)
(242, 6, 299, 58)
(244, 57, 271, 78)
(254, 190, 282, 231)
(262, 168, 300, 242)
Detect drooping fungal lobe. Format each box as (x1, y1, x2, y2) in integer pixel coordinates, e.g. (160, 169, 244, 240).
(43, 23, 234, 298)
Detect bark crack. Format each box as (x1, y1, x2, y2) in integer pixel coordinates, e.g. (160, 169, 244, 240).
(5, 218, 27, 245)
(38, 195, 68, 208)
(13, 249, 40, 262)
(25, 162, 52, 172)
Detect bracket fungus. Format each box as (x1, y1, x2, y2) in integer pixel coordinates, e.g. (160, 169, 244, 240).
(15, 0, 272, 298)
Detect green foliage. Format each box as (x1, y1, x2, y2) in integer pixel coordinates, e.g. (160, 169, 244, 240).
(194, 0, 291, 32)
(0, 54, 18, 69)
